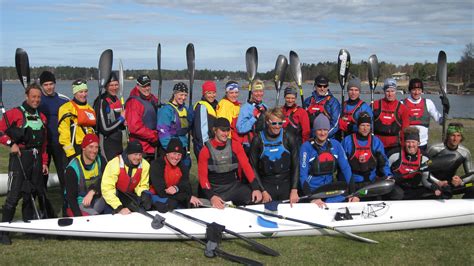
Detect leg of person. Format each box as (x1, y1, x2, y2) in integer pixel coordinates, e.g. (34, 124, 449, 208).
(220, 182, 253, 206)
(262, 180, 290, 202)
(383, 184, 404, 200)
(104, 136, 123, 161)
(49, 143, 68, 216)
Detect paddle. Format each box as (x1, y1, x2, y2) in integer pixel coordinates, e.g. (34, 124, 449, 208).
(368, 54, 379, 111)
(173, 210, 280, 257)
(226, 203, 377, 244)
(186, 43, 195, 153)
(282, 181, 347, 203)
(337, 49, 351, 138)
(118, 59, 129, 140)
(273, 55, 288, 107)
(393, 153, 458, 179)
(157, 43, 162, 106)
(15, 48, 30, 88)
(246, 47, 258, 102)
(437, 51, 449, 141)
(348, 179, 395, 199)
(98, 49, 113, 97)
(289, 51, 305, 107)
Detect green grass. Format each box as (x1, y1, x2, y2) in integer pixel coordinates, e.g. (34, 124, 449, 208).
(1, 119, 473, 265)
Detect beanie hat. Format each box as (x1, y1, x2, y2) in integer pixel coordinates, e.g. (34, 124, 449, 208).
(357, 112, 372, 126)
(72, 79, 88, 94)
(314, 75, 329, 86)
(81, 133, 99, 149)
(284, 86, 298, 97)
(107, 72, 119, 85)
(347, 75, 361, 90)
(137, 75, 151, 86)
(408, 78, 424, 91)
(383, 78, 397, 91)
(404, 127, 420, 142)
(166, 138, 185, 155)
(225, 81, 240, 92)
(252, 79, 264, 91)
(39, 71, 56, 85)
(214, 117, 231, 130)
(313, 114, 330, 131)
(125, 140, 143, 154)
(173, 82, 188, 94)
(202, 81, 217, 95)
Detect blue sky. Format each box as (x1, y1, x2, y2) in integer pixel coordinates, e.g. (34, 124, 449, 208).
(1, 0, 473, 71)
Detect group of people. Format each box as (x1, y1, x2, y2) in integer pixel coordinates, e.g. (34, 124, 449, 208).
(0, 70, 472, 245)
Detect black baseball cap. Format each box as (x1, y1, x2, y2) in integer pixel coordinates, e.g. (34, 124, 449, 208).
(314, 75, 329, 86)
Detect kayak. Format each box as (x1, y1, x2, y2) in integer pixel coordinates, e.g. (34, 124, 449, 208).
(0, 173, 60, 196)
(0, 199, 472, 240)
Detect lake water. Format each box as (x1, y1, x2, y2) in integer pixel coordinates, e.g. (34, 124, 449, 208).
(1, 80, 473, 118)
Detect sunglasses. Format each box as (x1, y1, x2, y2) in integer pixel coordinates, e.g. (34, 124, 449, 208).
(317, 84, 328, 88)
(268, 120, 285, 126)
(73, 79, 87, 86)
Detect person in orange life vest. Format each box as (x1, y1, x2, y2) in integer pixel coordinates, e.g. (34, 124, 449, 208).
(338, 75, 373, 138)
(125, 75, 159, 162)
(58, 79, 96, 161)
(192, 81, 218, 159)
(236, 79, 268, 151)
(198, 118, 262, 209)
(303, 75, 341, 138)
(341, 112, 392, 201)
(299, 114, 352, 208)
(93, 72, 126, 161)
(149, 138, 203, 212)
(64, 134, 106, 217)
(401, 78, 444, 152)
(249, 107, 300, 204)
(387, 127, 439, 200)
(282, 86, 310, 145)
(373, 78, 410, 157)
(216, 81, 241, 140)
(101, 140, 151, 215)
(0, 84, 49, 245)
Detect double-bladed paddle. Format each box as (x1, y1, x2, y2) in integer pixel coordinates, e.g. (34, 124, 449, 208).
(289, 51, 305, 107)
(437, 51, 449, 141)
(368, 54, 379, 111)
(338, 49, 351, 138)
(273, 55, 288, 107)
(98, 49, 113, 97)
(246, 47, 258, 101)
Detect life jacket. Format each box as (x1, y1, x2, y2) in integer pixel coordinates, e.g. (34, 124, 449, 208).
(284, 107, 302, 140)
(391, 148, 422, 187)
(18, 106, 45, 148)
(373, 99, 402, 136)
(164, 158, 183, 188)
(307, 96, 332, 128)
(169, 102, 189, 136)
(194, 100, 217, 117)
(258, 131, 291, 180)
(404, 98, 430, 127)
(206, 140, 239, 185)
(66, 155, 103, 205)
(70, 101, 96, 127)
(339, 100, 364, 134)
(115, 155, 143, 193)
(104, 96, 123, 124)
(348, 134, 377, 182)
(309, 140, 337, 176)
(128, 96, 157, 130)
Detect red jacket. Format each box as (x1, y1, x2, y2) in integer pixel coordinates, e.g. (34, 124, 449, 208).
(373, 98, 410, 148)
(0, 106, 48, 164)
(125, 87, 159, 154)
(282, 105, 311, 143)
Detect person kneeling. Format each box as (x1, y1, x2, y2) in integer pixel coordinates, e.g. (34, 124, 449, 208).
(149, 138, 202, 211)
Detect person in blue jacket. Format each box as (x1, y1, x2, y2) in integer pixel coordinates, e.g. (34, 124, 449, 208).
(304, 75, 340, 138)
(236, 79, 268, 152)
(157, 82, 193, 167)
(338, 75, 373, 138)
(341, 112, 392, 201)
(299, 114, 352, 208)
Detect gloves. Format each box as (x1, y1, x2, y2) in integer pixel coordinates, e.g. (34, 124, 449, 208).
(150, 139, 161, 148)
(140, 191, 153, 210)
(338, 118, 348, 132)
(440, 95, 450, 115)
(252, 108, 261, 118)
(5, 127, 25, 143)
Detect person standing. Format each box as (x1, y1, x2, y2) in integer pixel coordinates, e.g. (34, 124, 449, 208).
(125, 75, 159, 162)
(282, 86, 310, 145)
(58, 79, 96, 161)
(216, 81, 241, 141)
(192, 81, 218, 159)
(0, 84, 49, 245)
(94, 72, 126, 161)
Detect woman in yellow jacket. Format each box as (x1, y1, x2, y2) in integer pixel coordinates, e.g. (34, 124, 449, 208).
(58, 80, 96, 160)
(216, 81, 241, 140)
(101, 140, 151, 215)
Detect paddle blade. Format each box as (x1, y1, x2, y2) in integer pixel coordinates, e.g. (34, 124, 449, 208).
(289, 50, 302, 86)
(215, 249, 263, 266)
(119, 60, 124, 101)
(352, 180, 395, 198)
(337, 49, 351, 89)
(246, 46, 258, 81)
(437, 51, 447, 95)
(274, 55, 288, 90)
(98, 49, 113, 90)
(368, 54, 379, 90)
(15, 48, 30, 89)
(157, 43, 162, 81)
(186, 43, 195, 85)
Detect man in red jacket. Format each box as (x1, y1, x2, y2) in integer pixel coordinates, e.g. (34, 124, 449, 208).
(282, 86, 310, 145)
(198, 118, 262, 209)
(125, 75, 159, 161)
(373, 78, 410, 157)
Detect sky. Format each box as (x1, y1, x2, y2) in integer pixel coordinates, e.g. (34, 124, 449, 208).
(1, 0, 473, 71)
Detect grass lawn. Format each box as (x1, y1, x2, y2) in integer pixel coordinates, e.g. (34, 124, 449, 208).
(0, 119, 473, 265)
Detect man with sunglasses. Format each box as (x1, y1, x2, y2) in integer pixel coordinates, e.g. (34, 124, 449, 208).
(304, 75, 341, 139)
(198, 118, 262, 209)
(58, 79, 96, 162)
(249, 107, 300, 204)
